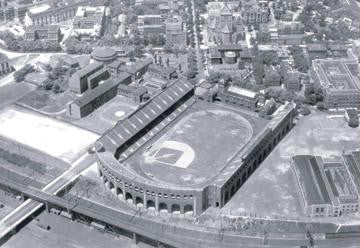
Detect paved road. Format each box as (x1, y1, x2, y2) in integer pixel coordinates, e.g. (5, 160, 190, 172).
(1, 167, 360, 248)
(0, 153, 96, 240)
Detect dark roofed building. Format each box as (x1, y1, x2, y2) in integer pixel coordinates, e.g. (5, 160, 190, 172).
(148, 64, 178, 80)
(118, 84, 149, 103)
(68, 73, 132, 118)
(344, 108, 359, 127)
(119, 59, 153, 81)
(69, 62, 104, 94)
(107, 60, 126, 77)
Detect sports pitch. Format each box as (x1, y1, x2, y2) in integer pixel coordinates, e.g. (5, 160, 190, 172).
(125, 102, 265, 186)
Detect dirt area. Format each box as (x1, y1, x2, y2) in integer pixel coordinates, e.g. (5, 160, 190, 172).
(3, 211, 150, 248)
(220, 108, 360, 220)
(71, 95, 138, 134)
(0, 106, 99, 163)
(129, 106, 254, 186)
(0, 82, 36, 109)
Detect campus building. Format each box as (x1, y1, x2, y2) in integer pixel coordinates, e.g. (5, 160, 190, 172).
(241, 0, 270, 24)
(264, 65, 281, 87)
(72, 6, 106, 40)
(0, 53, 13, 76)
(208, 44, 250, 65)
(280, 61, 301, 91)
(91, 47, 118, 64)
(25, 24, 61, 42)
(69, 62, 106, 94)
(68, 72, 132, 119)
(292, 152, 360, 218)
(311, 59, 360, 109)
(147, 64, 178, 80)
(137, 15, 165, 36)
(28, 1, 84, 25)
(217, 80, 259, 111)
(165, 15, 187, 47)
(119, 59, 153, 82)
(117, 84, 149, 103)
(95, 77, 296, 216)
(206, 3, 245, 44)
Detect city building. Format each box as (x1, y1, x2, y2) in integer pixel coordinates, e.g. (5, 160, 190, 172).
(311, 59, 360, 109)
(69, 62, 105, 94)
(206, 3, 245, 44)
(91, 47, 118, 64)
(137, 15, 165, 36)
(241, 0, 270, 24)
(117, 84, 149, 103)
(107, 60, 126, 78)
(217, 80, 259, 111)
(165, 15, 187, 46)
(119, 59, 153, 82)
(72, 6, 106, 40)
(280, 61, 301, 91)
(25, 24, 61, 42)
(95, 76, 296, 216)
(147, 64, 178, 80)
(67, 73, 132, 119)
(28, 1, 85, 25)
(292, 153, 360, 218)
(264, 65, 281, 87)
(208, 44, 249, 65)
(344, 108, 359, 127)
(57, 55, 79, 68)
(0, 53, 13, 76)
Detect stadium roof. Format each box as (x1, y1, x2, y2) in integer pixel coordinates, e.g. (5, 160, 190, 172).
(98, 77, 194, 154)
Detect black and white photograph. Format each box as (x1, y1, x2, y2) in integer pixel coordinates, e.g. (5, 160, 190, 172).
(0, 0, 359, 247)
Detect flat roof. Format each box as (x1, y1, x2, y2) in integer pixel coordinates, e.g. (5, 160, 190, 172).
(226, 85, 258, 98)
(312, 59, 360, 91)
(292, 155, 332, 205)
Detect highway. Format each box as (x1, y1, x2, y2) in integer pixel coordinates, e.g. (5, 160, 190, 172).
(0, 153, 96, 242)
(0, 166, 359, 248)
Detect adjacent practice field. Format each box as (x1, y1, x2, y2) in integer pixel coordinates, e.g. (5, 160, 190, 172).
(0, 106, 99, 163)
(221, 109, 360, 220)
(127, 105, 254, 186)
(72, 96, 138, 134)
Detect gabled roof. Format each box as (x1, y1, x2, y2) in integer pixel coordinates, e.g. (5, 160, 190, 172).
(220, 3, 232, 16)
(221, 23, 233, 34)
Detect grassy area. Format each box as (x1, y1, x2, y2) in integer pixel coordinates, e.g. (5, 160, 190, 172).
(0, 82, 36, 109)
(17, 89, 75, 114)
(220, 108, 360, 220)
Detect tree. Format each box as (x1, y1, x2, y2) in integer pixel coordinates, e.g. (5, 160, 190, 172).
(52, 83, 61, 94)
(13, 64, 35, 82)
(316, 101, 326, 110)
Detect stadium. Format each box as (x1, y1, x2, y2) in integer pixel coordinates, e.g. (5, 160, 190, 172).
(95, 77, 296, 216)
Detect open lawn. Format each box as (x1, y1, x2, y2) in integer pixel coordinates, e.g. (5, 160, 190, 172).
(17, 89, 75, 114)
(0, 82, 36, 109)
(221, 108, 360, 220)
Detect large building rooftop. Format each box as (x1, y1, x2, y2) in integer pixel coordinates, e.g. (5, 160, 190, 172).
(312, 59, 360, 91)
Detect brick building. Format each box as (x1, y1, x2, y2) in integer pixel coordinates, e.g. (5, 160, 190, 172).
(311, 59, 360, 109)
(69, 62, 105, 94)
(25, 25, 61, 42)
(292, 153, 360, 218)
(217, 80, 259, 111)
(165, 15, 187, 46)
(72, 6, 106, 40)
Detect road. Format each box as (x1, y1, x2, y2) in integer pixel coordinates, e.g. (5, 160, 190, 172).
(0, 153, 96, 241)
(1, 166, 360, 248)
(190, 0, 206, 81)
